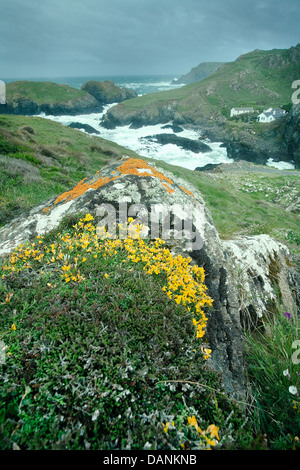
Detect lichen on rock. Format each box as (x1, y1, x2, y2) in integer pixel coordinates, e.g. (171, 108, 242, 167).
(0, 156, 298, 399)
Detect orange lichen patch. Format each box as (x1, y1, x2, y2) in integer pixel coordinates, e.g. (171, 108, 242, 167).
(117, 158, 174, 185)
(54, 175, 118, 205)
(162, 183, 175, 194)
(42, 207, 52, 214)
(179, 185, 195, 199)
(46, 157, 177, 210)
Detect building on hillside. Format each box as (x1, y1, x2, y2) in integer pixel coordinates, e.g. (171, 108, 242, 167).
(230, 107, 254, 117)
(257, 107, 286, 123)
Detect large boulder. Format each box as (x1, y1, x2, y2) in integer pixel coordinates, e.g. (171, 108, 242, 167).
(101, 100, 179, 129)
(0, 157, 298, 399)
(81, 80, 137, 105)
(68, 122, 100, 134)
(144, 134, 212, 153)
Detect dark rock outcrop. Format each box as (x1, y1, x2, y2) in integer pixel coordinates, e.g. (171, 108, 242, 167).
(144, 133, 212, 153)
(100, 101, 179, 129)
(68, 122, 100, 134)
(0, 96, 103, 116)
(161, 124, 184, 133)
(0, 156, 298, 400)
(283, 103, 300, 169)
(81, 80, 137, 105)
(195, 163, 221, 172)
(201, 122, 292, 166)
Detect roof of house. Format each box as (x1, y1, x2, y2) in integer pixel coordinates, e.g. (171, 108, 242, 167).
(259, 108, 286, 118)
(231, 107, 254, 111)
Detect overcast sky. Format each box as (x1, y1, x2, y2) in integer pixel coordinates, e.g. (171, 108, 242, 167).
(0, 0, 299, 79)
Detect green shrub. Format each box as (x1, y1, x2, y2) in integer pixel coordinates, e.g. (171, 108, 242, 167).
(243, 309, 300, 449)
(0, 214, 256, 450)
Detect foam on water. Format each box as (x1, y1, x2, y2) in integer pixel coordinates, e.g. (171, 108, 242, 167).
(39, 106, 234, 171)
(39, 109, 297, 171)
(266, 158, 295, 170)
(6, 74, 294, 171)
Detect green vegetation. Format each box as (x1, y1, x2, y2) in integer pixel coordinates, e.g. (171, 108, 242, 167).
(6, 81, 87, 105)
(0, 214, 257, 450)
(243, 308, 300, 450)
(151, 159, 300, 253)
(0, 114, 299, 450)
(174, 62, 226, 85)
(1, 115, 298, 250)
(0, 115, 139, 227)
(119, 45, 300, 121)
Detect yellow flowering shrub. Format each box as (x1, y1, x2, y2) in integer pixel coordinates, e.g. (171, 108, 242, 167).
(1, 213, 213, 359)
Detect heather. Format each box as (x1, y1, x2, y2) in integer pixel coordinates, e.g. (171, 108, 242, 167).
(0, 214, 255, 449)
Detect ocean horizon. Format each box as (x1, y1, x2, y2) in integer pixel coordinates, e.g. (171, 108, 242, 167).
(2, 74, 184, 96)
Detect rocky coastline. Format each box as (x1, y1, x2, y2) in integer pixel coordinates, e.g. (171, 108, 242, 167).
(0, 79, 137, 117)
(101, 102, 299, 168)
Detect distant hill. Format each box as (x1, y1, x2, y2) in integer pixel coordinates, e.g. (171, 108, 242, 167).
(102, 44, 300, 128)
(0, 80, 103, 115)
(172, 62, 226, 85)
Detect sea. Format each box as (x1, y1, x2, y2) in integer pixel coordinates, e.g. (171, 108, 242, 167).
(5, 75, 295, 171)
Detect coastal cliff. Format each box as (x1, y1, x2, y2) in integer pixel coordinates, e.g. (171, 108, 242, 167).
(101, 45, 300, 167)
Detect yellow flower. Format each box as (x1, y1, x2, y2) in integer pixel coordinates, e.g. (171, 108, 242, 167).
(62, 264, 71, 271)
(201, 346, 212, 360)
(207, 424, 220, 441)
(4, 293, 13, 304)
(11, 323, 16, 331)
(188, 415, 201, 433)
(163, 421, 174, 433)
(83, 213, 94, 222)
(104, 273, 109, 279)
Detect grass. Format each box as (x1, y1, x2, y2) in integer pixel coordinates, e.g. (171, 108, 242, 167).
(0, 214, 257, 450)
(0, 115, 299, 450)
(118, 45, 300, 121)
(243, 307, 300, 449)
(6, 81, 87, 105)
(0, 115, 140, 227)
(148, 158, 300, 252)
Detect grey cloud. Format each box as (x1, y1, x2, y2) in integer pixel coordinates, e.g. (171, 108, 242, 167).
(0, 0, 299, 78)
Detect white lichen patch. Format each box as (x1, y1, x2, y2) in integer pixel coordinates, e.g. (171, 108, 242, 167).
(222, 234, 290, 316)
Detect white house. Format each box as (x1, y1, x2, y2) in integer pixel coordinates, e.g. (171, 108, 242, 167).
(230, 107, 254, 118)
(257, 107, 286, 123)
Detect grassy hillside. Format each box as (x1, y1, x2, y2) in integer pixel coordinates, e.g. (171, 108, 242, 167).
(0, 115, 139, 227)
(113, 44, 300, 122)
(5, 81, 87, 105)
(0, 114, 299, 252)
(0, 115, 299, 450)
